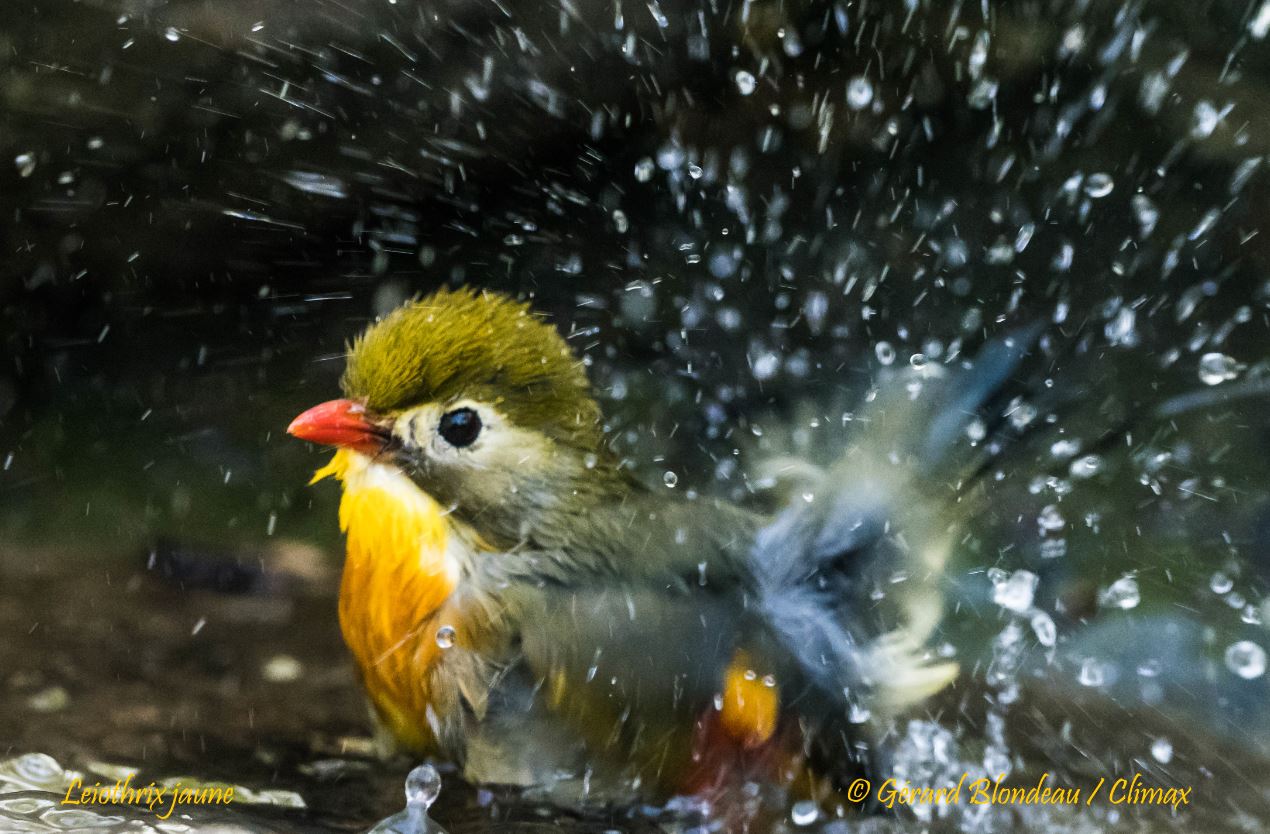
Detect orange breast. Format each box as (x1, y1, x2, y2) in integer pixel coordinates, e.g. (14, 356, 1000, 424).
(312, 450, 461, 752)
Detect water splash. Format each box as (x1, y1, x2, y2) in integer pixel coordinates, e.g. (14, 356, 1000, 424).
(367, 764, 448, 834)
(0, 753, 303, 833)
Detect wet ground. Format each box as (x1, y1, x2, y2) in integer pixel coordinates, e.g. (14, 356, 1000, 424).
(1, 538, 411, 832)
(0, 540, 683, 832)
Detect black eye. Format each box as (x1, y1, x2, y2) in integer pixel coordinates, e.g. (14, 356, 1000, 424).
(438, 407, 482, 448)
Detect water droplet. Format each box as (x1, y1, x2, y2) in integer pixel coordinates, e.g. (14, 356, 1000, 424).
(1104, 307, 1137, 346)
(656, 143, 685, 170)
(13, 752, 64, 784)
(1198, 352, 1240, 385)
(435, 625, 456, 649)
(1252, 1, 1270, 39)
(1189, 208, 1219, 241)
(1078, 658, 1111, 687)
(15, 153, 35, 177)
(752, 351, 780, 380)
(646, 1, 669, 28)
(1151, 737, 1174, 764)
(663, 471, 679, 488)
(790, 800, 819, 826)
(874, 341, 896, 365)
(1060, 25, 1086, 55)
(27, 685, 70, 713)
(1008, 400, 1037, 430)
(1192, 100, 1233, 139)
(1014, 223, 1035, 252)
(846, 75, 873, 110)
(1069, 454, 1103, 479)
(1037, 504, 1065, 533)
(1050, 439, 1081, 459)
(262, 654, 304, 682)
(633, 157, 654, 182)
(734, 70, 756, 96)
(968, 30, 990, 78)
(967, 78, 998, 109)
(164, 26, 181, 42)
(1052, 244, 1074, 273)
(1030, 611, 1056, 647)
(1039, 538, 1068, 559)
(987, 620, 1024, 686)
(1099, 575, 1141, 610)
(908, 352, 928, 370)
(1210, 571, 1234, 595)
(1131, 194, 1159, 237)
(803, 291, 828, 334)
(992, 570, 1038, 613)
(1084, 173, 1114, 198)
(405, 764, 443, 808)
(1224, 640, 1266, 680)
(282, 170, 349, 199)
(985, 237, 1014, 265)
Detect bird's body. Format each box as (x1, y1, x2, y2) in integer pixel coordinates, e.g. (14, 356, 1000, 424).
(290, 287, 1032, 809)
(317, 441, 801, 796)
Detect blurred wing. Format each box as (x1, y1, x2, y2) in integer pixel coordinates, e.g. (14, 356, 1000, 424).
(752, 326, 1043, 722)
(510, 583, 749, 788)
(510, 579, 890, 799)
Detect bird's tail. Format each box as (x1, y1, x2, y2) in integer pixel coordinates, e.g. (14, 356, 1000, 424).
(750, 326, 1044, 719)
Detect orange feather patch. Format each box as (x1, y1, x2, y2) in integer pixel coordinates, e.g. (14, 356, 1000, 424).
(718, 650, 780, 748)
(312, 450, 460, 752)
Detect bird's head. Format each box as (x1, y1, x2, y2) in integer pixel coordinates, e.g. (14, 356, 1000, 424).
(288, 287, 613, 545)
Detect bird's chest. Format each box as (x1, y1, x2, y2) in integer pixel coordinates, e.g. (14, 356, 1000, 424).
(326, 453, 467, 753)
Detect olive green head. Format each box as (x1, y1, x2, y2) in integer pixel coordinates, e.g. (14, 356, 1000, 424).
(343, 287, 602, 450)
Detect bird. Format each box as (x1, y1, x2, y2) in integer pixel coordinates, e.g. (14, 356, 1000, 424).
(287, 286, 1039, 814)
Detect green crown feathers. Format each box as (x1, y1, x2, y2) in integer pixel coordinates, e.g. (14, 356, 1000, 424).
(342, 288, 602, 449)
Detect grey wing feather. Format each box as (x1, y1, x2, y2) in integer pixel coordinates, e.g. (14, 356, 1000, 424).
(752, 326, 1044, 718)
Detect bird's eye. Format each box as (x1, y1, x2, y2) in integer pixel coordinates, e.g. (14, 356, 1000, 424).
(438, 407, 482, 448)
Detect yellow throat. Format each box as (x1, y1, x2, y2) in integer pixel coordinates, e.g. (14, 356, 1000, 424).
(311, 449, 462, 752)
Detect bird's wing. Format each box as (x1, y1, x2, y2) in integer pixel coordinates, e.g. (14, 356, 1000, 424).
(468, 491, 879, 798)
(501, 575, 870, 799)
(458, 493, 822, 795)
(751, 326, 1043, 726)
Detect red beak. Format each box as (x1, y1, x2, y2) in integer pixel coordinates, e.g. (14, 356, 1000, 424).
(287, 399, 388, 454)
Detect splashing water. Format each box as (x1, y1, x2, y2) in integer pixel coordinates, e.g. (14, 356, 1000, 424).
(0, 753, 304, 833)
(368, 765, 448, 834)
(1224, 641, 1267, 681)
